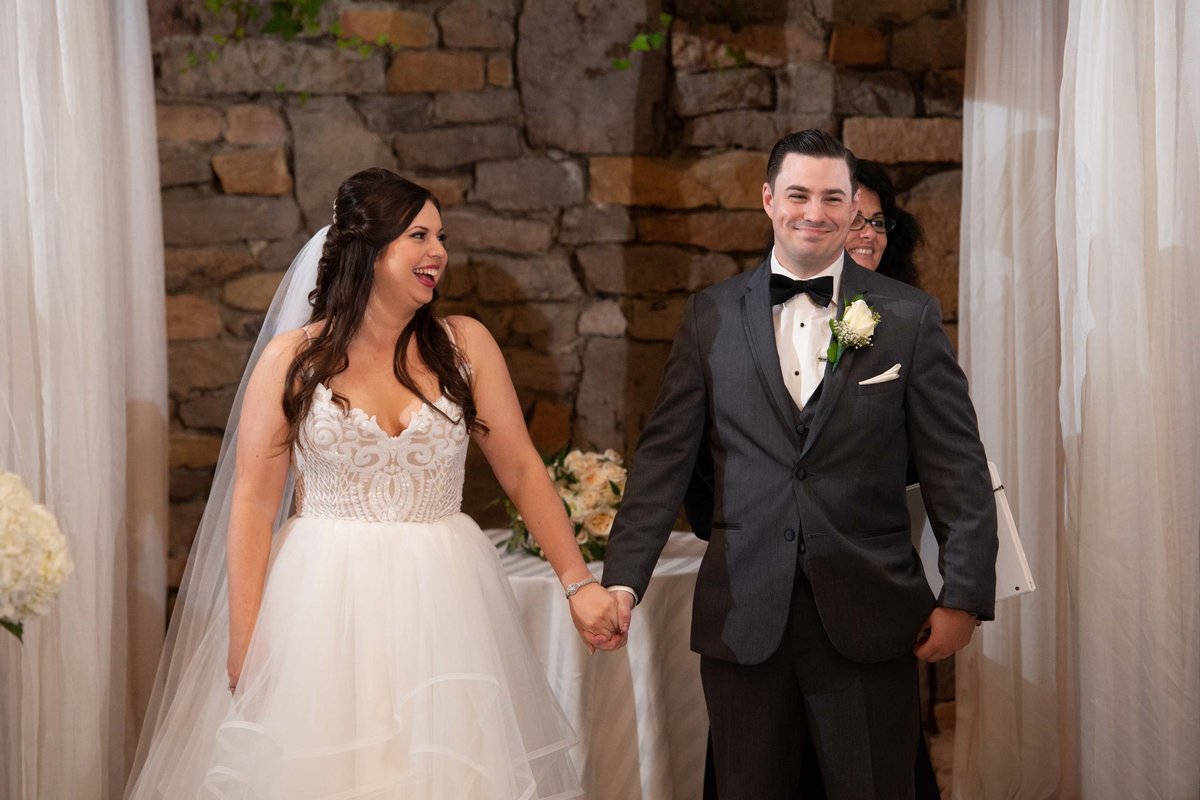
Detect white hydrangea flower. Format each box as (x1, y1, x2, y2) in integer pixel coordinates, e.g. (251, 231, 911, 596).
(0, 472, 73, 637)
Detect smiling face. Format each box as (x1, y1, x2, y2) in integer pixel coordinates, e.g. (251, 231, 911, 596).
(372, 200, 447, 309)
(763, 153, 858, 277)
(847, 187, 886, 271)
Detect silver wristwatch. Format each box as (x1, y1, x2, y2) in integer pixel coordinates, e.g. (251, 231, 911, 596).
(564, 576, 598, 598)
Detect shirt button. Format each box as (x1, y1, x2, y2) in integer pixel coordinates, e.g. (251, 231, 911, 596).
(784, 528, 796, 542)
(800, 322, 805, 327)
(794, 465, 807, 479)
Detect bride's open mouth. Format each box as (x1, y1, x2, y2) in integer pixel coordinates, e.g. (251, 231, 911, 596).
(414, 265, 439, 288)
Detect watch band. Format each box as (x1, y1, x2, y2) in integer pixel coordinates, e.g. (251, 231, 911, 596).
(564, 576, 598, 598)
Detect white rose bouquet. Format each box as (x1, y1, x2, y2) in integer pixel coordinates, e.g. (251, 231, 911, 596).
(0, 471, 74, 641)
(505, 447, 626, 563)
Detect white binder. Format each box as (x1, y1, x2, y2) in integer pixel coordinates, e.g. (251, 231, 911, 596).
(907, 461, 1036, 601)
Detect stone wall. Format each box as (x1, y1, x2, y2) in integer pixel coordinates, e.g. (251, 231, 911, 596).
(150, 0, 965, 591)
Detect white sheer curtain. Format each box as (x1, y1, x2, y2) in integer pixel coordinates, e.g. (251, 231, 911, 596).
(959, 0, 1199, 797)
(1056, 0, 1199, 795)
(956, 3, 1072, 796)
(0, 1, 168, 798)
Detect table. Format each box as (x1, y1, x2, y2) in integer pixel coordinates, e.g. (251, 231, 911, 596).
(490, 530, 709, 800)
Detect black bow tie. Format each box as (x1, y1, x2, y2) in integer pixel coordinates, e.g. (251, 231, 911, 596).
(769, 274, 834, 308)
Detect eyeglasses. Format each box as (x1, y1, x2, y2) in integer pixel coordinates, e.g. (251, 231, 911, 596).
(850, 213, 896, 234)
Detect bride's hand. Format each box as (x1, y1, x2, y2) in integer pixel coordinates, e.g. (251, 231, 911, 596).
(567, 583, 620, 653)
(226, 645, 246, 694)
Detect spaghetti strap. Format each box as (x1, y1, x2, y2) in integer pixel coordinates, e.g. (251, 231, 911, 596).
(439, 317, 472, 377)
(438, 316, 456, 346)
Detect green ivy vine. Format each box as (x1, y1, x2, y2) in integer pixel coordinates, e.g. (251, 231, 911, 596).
(187, 0, 401, 74)
(608, 5, 751, 73)
(611, 13, 673, 71)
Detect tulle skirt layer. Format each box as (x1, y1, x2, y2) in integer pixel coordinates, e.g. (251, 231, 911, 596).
(128, 513, 582, 800)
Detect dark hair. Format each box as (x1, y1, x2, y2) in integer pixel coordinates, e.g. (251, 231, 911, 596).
(853, 160, 923, 288)
(766, 129, 858, 193)
(281, 168, 484, 446)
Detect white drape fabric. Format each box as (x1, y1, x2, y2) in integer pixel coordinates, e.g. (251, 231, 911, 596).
(1055, 1, 1199, 795)
(498, 531, 708, 800)
(959, 0, 1199, 797)
(0, 1, 168, 798)
(956, 5, 1072, 796)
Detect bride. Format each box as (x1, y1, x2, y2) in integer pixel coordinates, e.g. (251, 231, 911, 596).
(126, 168, 618, 799)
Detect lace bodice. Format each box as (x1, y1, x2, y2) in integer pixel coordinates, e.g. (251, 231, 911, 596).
(293, 383, 469, 523)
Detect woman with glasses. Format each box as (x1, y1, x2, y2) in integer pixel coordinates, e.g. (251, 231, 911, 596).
(847, 159, 923, 288)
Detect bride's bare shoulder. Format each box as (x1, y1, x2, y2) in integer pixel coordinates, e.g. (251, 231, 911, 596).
(442, 315, 500, 362)
(442, 315, 491, 346)
(253, 327, 313, 380)
(266, 327, 310, 357)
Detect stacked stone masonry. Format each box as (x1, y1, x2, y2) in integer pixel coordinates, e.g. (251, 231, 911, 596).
(150, 0, 966, 591)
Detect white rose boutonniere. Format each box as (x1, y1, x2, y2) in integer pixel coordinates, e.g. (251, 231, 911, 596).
(827, 294, 881, 371)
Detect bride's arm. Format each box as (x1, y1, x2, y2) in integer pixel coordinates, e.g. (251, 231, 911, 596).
(449, 316, 621, 650)
(225, 330, 302, 689)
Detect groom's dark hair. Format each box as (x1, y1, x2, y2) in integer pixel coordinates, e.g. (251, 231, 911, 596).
(766, 129, 858, 192)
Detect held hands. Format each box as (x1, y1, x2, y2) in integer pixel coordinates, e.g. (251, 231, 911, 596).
(568, 583, 623, 654)
(591, 589, 634, 652)
(913, 607, 979, 662)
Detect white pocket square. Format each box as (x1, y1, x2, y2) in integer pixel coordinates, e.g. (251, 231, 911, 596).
(858, 363, 902, 385)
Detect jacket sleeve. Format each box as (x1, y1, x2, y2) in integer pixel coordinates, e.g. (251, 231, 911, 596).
(602, 293, 709, 599)
(904, 297, 999, 619)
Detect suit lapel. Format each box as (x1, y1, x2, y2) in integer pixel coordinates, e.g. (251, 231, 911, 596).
(741, 261, 801, 446)
(800, 257, 869, 458)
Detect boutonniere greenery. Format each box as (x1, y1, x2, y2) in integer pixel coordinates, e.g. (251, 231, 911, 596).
(827, 295, 881, 371)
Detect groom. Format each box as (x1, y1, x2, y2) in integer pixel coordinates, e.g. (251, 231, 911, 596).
(600, 130, 997, 799)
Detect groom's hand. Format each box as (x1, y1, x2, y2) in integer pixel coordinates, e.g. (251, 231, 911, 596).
(568, 584, 621, 654)
(592, 589, 635, 651)
(913, 607, 978, 662)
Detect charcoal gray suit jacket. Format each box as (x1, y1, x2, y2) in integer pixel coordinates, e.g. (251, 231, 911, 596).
(602, 257, 998, 665)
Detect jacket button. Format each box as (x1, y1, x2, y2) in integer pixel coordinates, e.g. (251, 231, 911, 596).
(794, 465, 807, 479)
(784, 528, 796, 542)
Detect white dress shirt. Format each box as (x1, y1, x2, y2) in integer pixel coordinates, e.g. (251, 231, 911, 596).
(770, 249, 842, 409)
(609, 253, 843, 606)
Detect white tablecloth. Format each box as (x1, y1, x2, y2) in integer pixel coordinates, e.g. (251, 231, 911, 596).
(489, 530, 709, 800)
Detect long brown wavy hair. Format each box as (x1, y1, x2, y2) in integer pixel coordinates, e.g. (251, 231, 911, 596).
(281, 168, 485, 446)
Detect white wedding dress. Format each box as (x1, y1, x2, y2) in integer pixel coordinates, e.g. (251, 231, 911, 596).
(128, 382, 582, 799)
